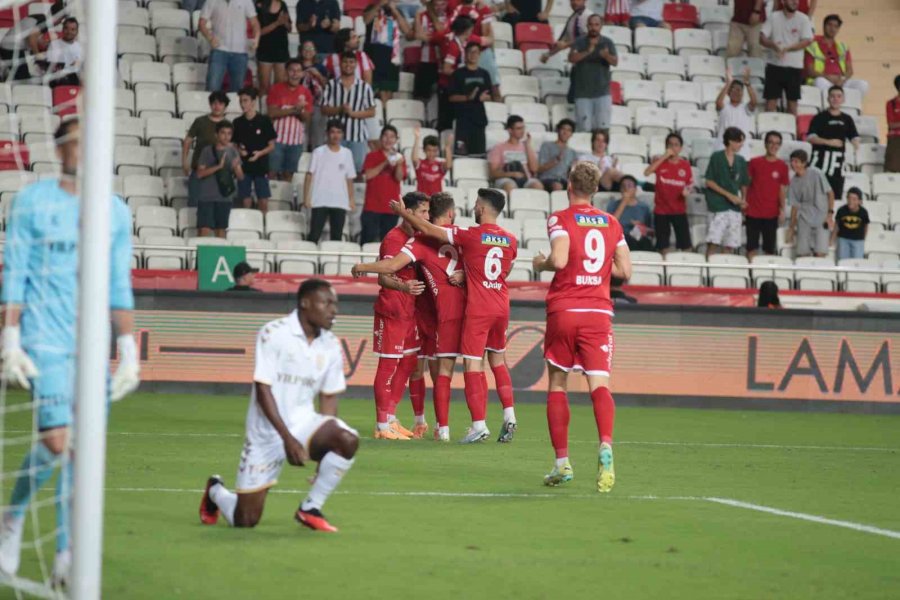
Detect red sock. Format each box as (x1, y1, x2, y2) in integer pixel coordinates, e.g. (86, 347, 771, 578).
(390, 353, 418, 413)
(409, 376, 426, 417)
(590, 386, 615, 444)
(434, 375, 451, 427)
(463, 371, 486, 421)
(546, 391, 570, 458)
(374, 358, 399, 423)
(490, 363, 515, 409)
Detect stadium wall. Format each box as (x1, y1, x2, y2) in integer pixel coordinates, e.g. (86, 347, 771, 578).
(129, 291, 900, 413)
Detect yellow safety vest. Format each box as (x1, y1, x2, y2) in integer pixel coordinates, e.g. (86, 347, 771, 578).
(806, 39, 848, 84)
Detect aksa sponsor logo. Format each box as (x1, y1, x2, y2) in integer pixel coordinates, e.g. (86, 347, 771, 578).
(481, 233, 511, 247)
(574, 214, 609, 227)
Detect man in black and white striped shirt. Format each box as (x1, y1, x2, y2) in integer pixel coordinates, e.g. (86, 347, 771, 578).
(321, 51, 377, 173)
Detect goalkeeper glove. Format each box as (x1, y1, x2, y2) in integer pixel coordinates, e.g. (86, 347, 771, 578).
(0, 326, 39, 390)
(111, 334, 140, 402)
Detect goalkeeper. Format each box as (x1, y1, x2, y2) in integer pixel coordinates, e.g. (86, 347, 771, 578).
(0, 118, 140, 585)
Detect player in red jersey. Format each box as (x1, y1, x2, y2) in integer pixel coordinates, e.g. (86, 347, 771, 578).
(371, 192, 430, 440)
(532, 162, 632, 493)
(353, 192, 467, 441)
(390, 188, 519, 444)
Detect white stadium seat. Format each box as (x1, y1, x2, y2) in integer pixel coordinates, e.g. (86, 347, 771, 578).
(611, 53, 645, 82)
(646, 54, 685, 82)
(635, 107, 675, 138)
(623, 80, 662, 107)
(665, 251, 706, 286)
(630, 250, 664, 285)
(276, 240, 318, 274)
(674, 28, 712, 56)
(135, 205, 177, 237)
(687, 55, 726, 83)
(708, 254, 750, 288)
(794, 256, 837, 291)
(751, 255, 794, 289)
(266, 210, 305, 241)
(664, 80, 703, 110)
(634, 26, 673, 55)
(227, 208, 265, 240)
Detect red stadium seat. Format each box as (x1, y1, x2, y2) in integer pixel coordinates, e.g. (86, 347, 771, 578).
(0, 5, 27, 28)
(662, 3, 698, 31)
(52, 85, 81, 116)
(515, 23, 553, 53)
(0, 142, 29, 171)
(344, 0, 369, 19)
(611, 81, 623, 105)
(796, 114, 813, 140)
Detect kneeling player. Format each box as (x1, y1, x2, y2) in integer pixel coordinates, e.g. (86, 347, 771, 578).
(533, 162, 632, 492)
(199, 279, 358, 532)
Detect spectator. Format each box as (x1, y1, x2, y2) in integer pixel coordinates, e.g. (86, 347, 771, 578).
(760, 0, 813, 115)
(645, 133, 693, 254)
(448, 0, 500, 100)
(46, 17, 81, 86)
(757, 281, 782, 308)
(569, 14, 618, 133)
(807, 85, 860, 199)
(833, 186, 869, 260)
(363, 0, 413, 104)
(745, 131, 789, 259)
(267, 58, 314, 181)
(232, 86, 276, 211)
(304, 120, 357, 243)
(786, 148, 834, 258)
(705, 127, 750, 257)
(321, 52, 378, 172)
(183, 91, 230, 207)
(715, 67, 757, 158)
(0, 14, 48, 81)
(300, 40, 330, 148)
(413, 0, 450, 102)
(501, 0, 548, 27)
(541, 0, 593, 65)
(488, 115, 542, 194)
(577, 129, 624, 191)
(296, 0, 341, 56)
(199, 0, 260, 92)
(255, 0, 291, 96)
(607, 175, 654, 251)
(413, 129, 453, 196)
(629, 0, 668, 29)
(773, 0, 816, 17)
(196, 120, 244, 238)
(537, 119, 578, 191)
(604, 0, 630, 27)
(228, 262, 261, 291)
(727, 0, 765, 59)
(804, 14, 869, 97)
(438, 16, 481, 132)
(326, 28, 374, 83)
(361, 125, 406, 243)
(448, 42, 492, 156)
(887, 75, 900, 173)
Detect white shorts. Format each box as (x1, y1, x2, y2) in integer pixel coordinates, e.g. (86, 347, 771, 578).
(706, 210, 743, 249)
(234, 414, 358, 494)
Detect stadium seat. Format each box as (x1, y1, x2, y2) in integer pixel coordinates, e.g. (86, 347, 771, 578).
(522, 218, 548, 246)
(687, 55, 726, 83)
(665, 251, 706, 286)
(227, 208, 264, 240)
(865, 229, 900, 261)
(677, 109, 716, 141)
(509, 189, 550, 219)
(726, 57, 765, 85)
(0, 142, 28, 171)
(495, 48, 525, 76)
(142, 235, 188, 270)
(484, 102, 509, 128)
(634, 26, 673, 55)
(166, 176, 189, 206)
(751, 255, 793, 290)
(176, 206, 197, 237)
(838, 87, 863, 117)
(795, 114, 814, 140)
(609, 134, 647, 164)
(757, 112, 796, 140)
(115, 145, 156, 175)
(509, 102, 550, 131)
(453, 158, 490, 188)
(611, 105, 635, 135)
(493, 20, 513, 49)
(319, 241, 363, 275)
(525, 49, 565, 78)
(856, 144, 886, 176)
(623, 80, 662, 107)
(124, 174, 166, 205)
(873, 173, 900, 202)
(838, 258, 881, 293)
(603, 25, 632, 54)
(12, 85, 52, 112)
(172, 63, 207, 92)
(118, 34, 158, 64)
(611, 52, 645, 82)
(154, 146, 183, 179)
(27, 143, 59, 172)
(864, 200, 890, 229)
(880, 259, 900, 293)
(135, 205, 177, 237)
(116, 88, 136, 117)
(662, 3, 698, 30)
(385, 99, 425, 129)
(794, 256, 837, 291)
(273, 240, 317, 274)
(629, 250, 665, 285)
(646, 54, 685, 82)
(52, 86, 80, 116)
(500, 75, 540, 102)
(0, 84, 12, 113)
(843, 172, 872, 199)
(0, 116, 18, 143)
(119, 5, 150, 33)
(145, 117, 187, 147)
(610, 81, 624, 105)
(798, 85, 823, 114)
(538, 77, 570, 105)
(549, 190, 568, 213)
(158, 36, 200, 64)
(663, 80, 702, 110)
(131, 61, 171, 92)
(515, 23, 554, 52)
(150, 8, 191, 37)
(136, 89, 176, 119)
(707, 254, 750, 288)
(177, 89, 211, 117)
(265, 210, 305, 241)
(854, 116, 880, 144)
(699, 4, 731, 30)
(635, 106, 675, 138)
(674, 27, 712, 55)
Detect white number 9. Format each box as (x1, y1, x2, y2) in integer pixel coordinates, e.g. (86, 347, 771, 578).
(484, 247, 503, 281)
(582, 229, 605, 274)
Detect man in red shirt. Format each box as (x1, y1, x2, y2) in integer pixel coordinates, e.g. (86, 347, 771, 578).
(644, 133, 693, 254)
(886, 75, 900, 173)
(803, 14, 868, 97)
(390, 188, 519, 444)
(352, 192, 466, 441)
(532, 162, 632, 493)
(266, 59, 314, 182)
(413, 129, 453, 196)
(361, 124, 407, 244)
(370, 192, 430, 440)
(746, 131, 789, 258)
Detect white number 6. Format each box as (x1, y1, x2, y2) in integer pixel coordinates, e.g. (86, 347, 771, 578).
(484, 247, 503, 281)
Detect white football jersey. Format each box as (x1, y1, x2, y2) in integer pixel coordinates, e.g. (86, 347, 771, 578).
(245, 310, 346, 442)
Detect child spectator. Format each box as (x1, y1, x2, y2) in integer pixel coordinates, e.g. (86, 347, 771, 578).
(413, 129, 453, 196)
(196, 121, 244, 238)
(833, 186, 869, 260)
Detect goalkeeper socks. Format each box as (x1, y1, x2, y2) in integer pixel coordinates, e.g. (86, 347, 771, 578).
(301, 452, 354, 511)
(590, 386, 615, 444)
(463, 371, 487, 422)
(490, 363, 515, 410)
(547, 391, 570, 459)
(55, 457, 73, 553)
(374, 357, 399, 424)
(9, 442, 58, 518)
(209, 483, 237, 526)
(434, 375, 451, 427)
(409, 375, 426, 418)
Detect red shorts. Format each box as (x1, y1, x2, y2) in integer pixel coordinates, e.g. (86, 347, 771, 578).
(460, 313, 508, 360)
(373, 313, 419, 358)
(435, 318, 463, 357)
(543, 310, 614, 376)
(417, 310, 437, 359)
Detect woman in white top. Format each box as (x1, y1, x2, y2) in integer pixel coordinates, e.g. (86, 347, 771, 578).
(577, 129, 624, 191)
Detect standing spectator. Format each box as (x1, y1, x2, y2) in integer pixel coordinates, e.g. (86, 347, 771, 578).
(363, 0, 412, 104)
(607, 175, 654, 251)
(0, 14, 48, 81)
(501, 0, 548, 27)
(773, 0, 816, 17)
(413, 0, 449, 102)
(715, 67, 757, 157)
(488, 115, 542, 194)
(536, 119, 578, 192)
(629, 0, 668, 29)
(448, 0, 500, 100)
(745, 131, 789, 259)
(807, 85, 860, 199)
(786, 149, 834, 258)
(232, 86, 276, 212)
(196, 121, 244, 238)
(569, 14, 618, 133)
(886, 75, 900, 173)
(199, 0, 260, 92)
(296, 0, 341, 56)
(304, 120, 357, 243)
(254, 0, 291, 96)
(300, 40, 330, 148)
(577, 129, 624, 191)
(413, 128, 453, 195)
(604, 0, 630, 26)
(325, 29, 374, 83)
(804, 14, 869, 97)
(727, 0, 765, 59)
(541, 0, 593, 64)
(833, 187, 869, 260)
(438, 16, 481, 132)
(267, 59, 314, 181)
(46, 17, 81, 86)
(183, 91, 230, 207)
(321, 52, 378, 173)
(448, 42, 492, 156)
(361, 125, 406, 243)
(760, 0, 813, 115)
(645, 133, 693, 254)
(704, 127, 750, 257)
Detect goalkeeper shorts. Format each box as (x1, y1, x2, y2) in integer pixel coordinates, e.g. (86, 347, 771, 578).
(30, 351, 75, 430)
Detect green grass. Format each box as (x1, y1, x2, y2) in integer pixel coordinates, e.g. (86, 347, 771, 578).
(3, 392, 900, 599)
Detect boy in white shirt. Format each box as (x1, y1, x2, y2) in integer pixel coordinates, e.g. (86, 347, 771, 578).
(304, 120, 357, 243)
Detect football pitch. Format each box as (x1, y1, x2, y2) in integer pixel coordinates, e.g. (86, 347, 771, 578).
(3, 392, 900, 599)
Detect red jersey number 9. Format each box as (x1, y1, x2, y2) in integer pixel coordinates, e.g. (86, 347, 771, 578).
(583, 229, 605, 274)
